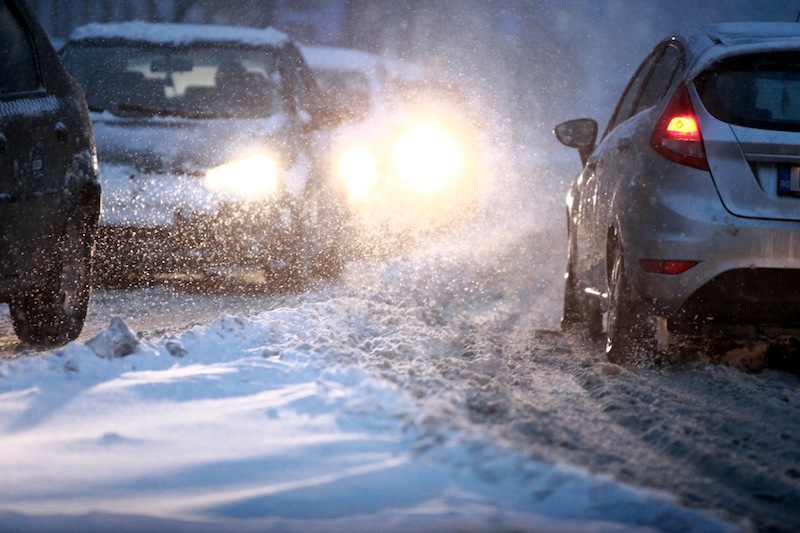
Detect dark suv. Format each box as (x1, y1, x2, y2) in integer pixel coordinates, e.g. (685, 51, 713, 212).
(0, 0, 101, 345)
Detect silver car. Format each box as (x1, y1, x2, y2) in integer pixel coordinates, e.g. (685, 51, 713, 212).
(60, 22, 346, 289)
(555, 23, 800, 363)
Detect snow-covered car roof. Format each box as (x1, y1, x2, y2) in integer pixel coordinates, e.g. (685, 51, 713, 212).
(697, 22, 800, 47)
(67, 21, 289, 48)
(300, 45, 385, 72)
(677, 23, 800, 75)
(300, 44, 431, 82)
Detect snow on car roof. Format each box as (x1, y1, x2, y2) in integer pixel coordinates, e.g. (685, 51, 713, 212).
(677, 22, 800, 77)
(299, 45, 430, 81)
(705, 22, 800, 46)
(300, 45, 386, 72)
(68, 21, 289, 47)
(680, 22, 800, 56)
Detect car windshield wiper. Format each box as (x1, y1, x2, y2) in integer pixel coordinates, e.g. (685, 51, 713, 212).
(114, 103, 202, 119)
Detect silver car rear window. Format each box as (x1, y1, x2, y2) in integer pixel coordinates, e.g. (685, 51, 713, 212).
(695, 51, 800, 132)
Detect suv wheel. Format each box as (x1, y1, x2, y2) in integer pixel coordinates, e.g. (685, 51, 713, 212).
(10, 212, 94, 346)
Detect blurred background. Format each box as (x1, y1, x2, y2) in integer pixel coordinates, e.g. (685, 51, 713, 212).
(25, 0, 800, 179)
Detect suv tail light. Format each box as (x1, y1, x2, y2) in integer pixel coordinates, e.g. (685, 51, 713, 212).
(650, 84, 709, 171)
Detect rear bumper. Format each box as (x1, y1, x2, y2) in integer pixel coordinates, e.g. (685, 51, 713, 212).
(674, 268, 800, 330)
(621, 170, 800, 331)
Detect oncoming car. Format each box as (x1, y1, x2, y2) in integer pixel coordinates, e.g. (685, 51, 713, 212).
(301, 45, 482, 253)
(60, 22, 345, 288)
(0, 0, 101, 346)
(555, 23, 800, 363)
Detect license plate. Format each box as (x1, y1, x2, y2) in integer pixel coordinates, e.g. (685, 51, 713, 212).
(778, 165, 800, 196)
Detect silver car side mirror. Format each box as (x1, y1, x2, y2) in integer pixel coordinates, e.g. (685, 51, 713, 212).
(554, 118, 598, 166)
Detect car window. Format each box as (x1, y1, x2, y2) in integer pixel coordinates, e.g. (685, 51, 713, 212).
(0, 0, 39, 95)
(695, 51, 800, 133)
(634, 44, 682, 114)
(277, 42, 327, 118)
(61, 44, 283, 119)
(604, 48, 659, 135)
(314, 69, 372, 118)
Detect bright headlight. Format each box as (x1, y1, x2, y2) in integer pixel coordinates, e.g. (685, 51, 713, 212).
(204, 153, 280, 199)
(390, 122, 466, 193)
(337, 146, 378, 200)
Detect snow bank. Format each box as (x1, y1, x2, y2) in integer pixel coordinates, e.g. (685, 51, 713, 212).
(0, 293, 741, 532)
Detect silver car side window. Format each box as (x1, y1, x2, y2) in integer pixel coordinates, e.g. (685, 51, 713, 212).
(635, 44, 683, 115)
(605, 47, 661, 135)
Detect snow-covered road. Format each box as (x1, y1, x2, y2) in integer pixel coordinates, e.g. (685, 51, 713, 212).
(1, 161, 798, 532)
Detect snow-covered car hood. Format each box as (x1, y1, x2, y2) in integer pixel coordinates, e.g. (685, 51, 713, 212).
(92, 112, 294, 176)
(92, 112, 312, 228)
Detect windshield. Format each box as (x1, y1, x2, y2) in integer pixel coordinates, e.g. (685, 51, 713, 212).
(695, 51, 800, 132)
(62, 44, 284, 119)
(313, 69, 371, 120)
(392, 78, 466, 108)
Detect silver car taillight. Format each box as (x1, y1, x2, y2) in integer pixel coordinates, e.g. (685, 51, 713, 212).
(650, 84, 709, 171)
(639, 259, 699, 275)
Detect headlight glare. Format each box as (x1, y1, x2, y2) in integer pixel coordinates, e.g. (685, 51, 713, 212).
(391, 122, 465, 193)
(204, 153, 280, 199)
(337, 146, 378, 200)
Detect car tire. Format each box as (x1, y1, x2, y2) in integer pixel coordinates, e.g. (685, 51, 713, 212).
(312, 242, 344, 280)
(265, 250, 309, 293)
(93, 258, 144, 290)
(264, 203, 310, 292)
(605, 246, 654, 364)
(10, 211, 94, 346)
(309, 190, 345, 281)
(561, 223, 603, 338)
